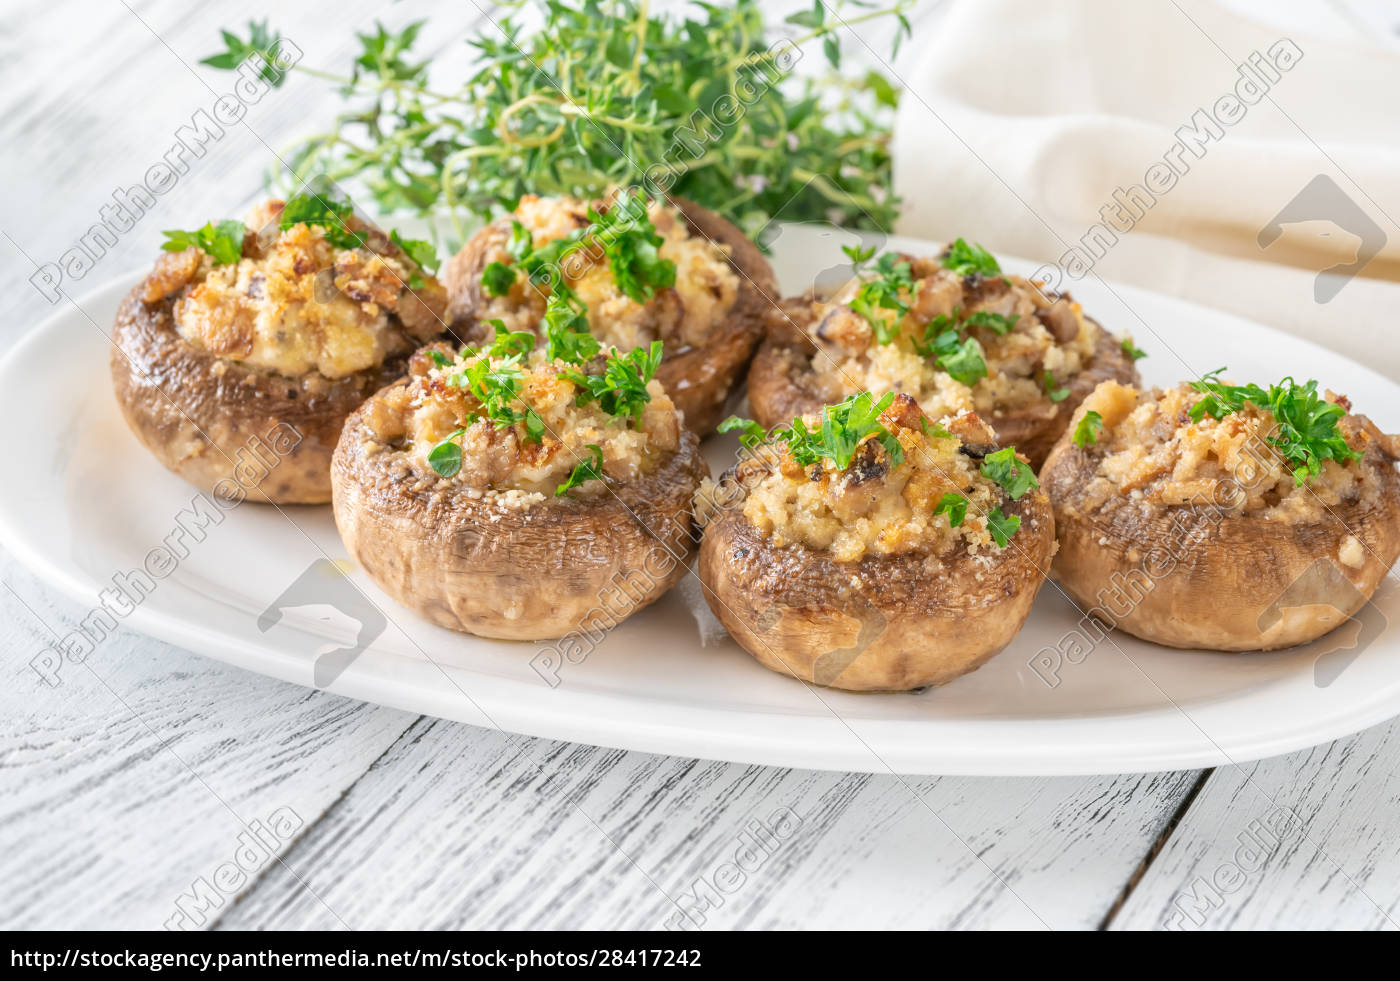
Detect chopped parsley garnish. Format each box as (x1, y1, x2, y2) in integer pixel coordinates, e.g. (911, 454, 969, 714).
(980, 447, 1037, 500)
(963, 310, 1018, 335)
(1188, 369, 1362, 484)
(986, 508, 1020, 548)
(1073, 410, 1103, 448)
(481, 262, 516, 297)
(556, 444, 605, 497)
(593, 190, 676, 303)
(771, 392, 904, 472)
(920, 417, 952, 439)
(280, 186, 367, 250)
(390, 229, 438, 274)
(427, 428, 465, 478)
(940, 238, 1001, 278)
(718, 416, 770, 449)
(934, 493, 967, 527)
(161, 220, 245, 265)
(543, 291, 600, 363)
(481, 190, 676, 354)
(483, 320, 536, 359)
(1121, 337, 1147, 361)
(448, 350, 546, 444)
(428, 350, 452, 368)
(506, 220, 532, 261)
(842, 245, 916, 345)
(934, 334, 987, 387)
(1042, 371, 1070, 403)
(911, 310, 996, 386)
(913, 319, 987, 387)
(565, 341, 662, 426)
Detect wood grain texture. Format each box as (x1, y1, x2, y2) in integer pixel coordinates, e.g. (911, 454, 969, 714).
(213, 718, 1201, 931)
(0, 556, 418, 931)
(1109, 718, 1400, 931)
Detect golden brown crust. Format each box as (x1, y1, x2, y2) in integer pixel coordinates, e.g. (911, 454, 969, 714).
(1040, 406, 1400, 651)
(110, 283, 427, 504)
(748, 313, 1138, 471)
(331, 384, 708, 640)
(698, 482, 1056, 691)
(442, 196, 776, 435)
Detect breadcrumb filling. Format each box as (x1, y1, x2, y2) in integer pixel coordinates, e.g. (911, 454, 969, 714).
(713, 397, 1017, 562)
(163, 201, 445, 379)
(1074, 380, 1370, 519)
(359, 348, 682, 501)
(476, 194, 740, 351)
(802, 256, 1098, 420)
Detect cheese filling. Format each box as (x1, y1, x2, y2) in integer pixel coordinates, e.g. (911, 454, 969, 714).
(359, 348, 682, 501)
(709, 395, 1023, 562)
(475, 194, 740, 352)
(159, 201, 446, 379)
(1072, 380, 1371, 520)
(800, 255, 1099, 420)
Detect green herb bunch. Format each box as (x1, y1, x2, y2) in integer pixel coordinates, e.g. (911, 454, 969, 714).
(1189, 370, 1363, 485)
(205, 0, 913, 244)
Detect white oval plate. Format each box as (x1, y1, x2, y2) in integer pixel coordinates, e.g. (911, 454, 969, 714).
(4, 225, 1399, 776)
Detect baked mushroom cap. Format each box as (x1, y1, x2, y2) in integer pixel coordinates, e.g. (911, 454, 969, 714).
(110, 197, 450, 504)
(332, 343, 707, 640)
(1041, 378, 1400, 651)
(747, 243, 1140, 469)
(441, 192, 777, 435)
(699, 393, 1055, 691)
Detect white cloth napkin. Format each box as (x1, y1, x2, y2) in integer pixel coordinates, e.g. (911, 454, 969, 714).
(891, 0, 1400, 383)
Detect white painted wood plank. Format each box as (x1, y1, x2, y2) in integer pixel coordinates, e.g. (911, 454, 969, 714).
(1110, 721, 1400, 931)
(0, 0, 1198, 934)
(0, 556, 419, 931)
(0, 0, 489, 345)
(214, 718, 1200, 931)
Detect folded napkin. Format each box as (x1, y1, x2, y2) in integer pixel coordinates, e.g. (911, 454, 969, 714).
(892, 0, 1400, 382)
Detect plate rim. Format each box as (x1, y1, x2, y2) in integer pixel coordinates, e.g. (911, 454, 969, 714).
(5, 259, 1400, 777)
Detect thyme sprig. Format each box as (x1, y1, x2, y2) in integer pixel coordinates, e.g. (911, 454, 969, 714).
(206, 0, 913, 243)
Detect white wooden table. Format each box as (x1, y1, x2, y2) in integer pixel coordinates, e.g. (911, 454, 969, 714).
(2, 0, 1398, 932)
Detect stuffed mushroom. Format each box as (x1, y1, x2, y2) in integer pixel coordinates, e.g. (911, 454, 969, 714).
(748, 240, 1141, 469)
(332, 330, 706, 640)
(698, 392, 1055, 691)
(111, 193, 450, 503)
(441, 189, 777, 435)
(1040, 375, 1400, 651)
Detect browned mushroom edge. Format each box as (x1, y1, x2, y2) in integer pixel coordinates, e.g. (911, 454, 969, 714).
(331, 348, 707, 641)
(697, 393, 1055, 691)
(1040, 379, 1400, 652)
(110, 200, 451, 504)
